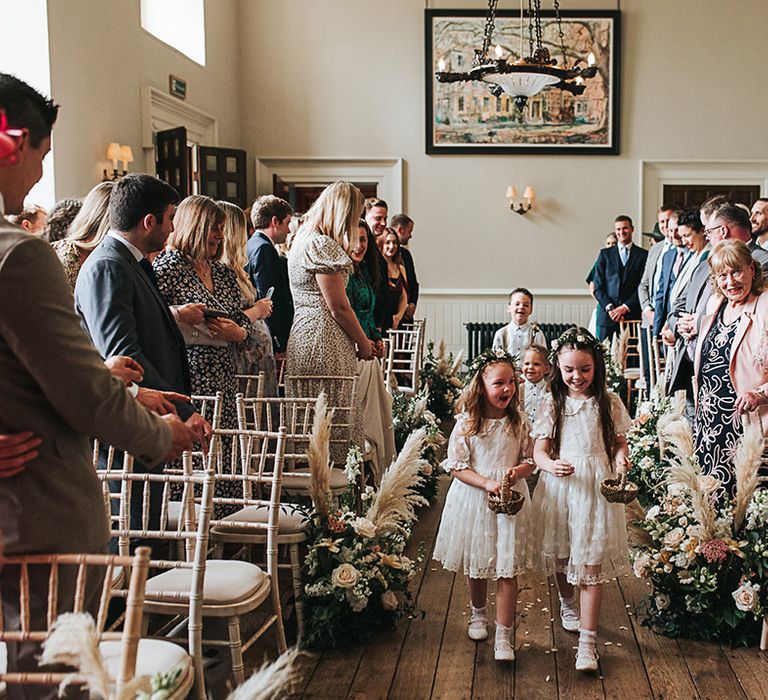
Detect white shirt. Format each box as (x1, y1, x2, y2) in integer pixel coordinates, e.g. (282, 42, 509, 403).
(492, 321, 548, 358)
(107, 230, 143, 262)
(523, 378, 549, 422)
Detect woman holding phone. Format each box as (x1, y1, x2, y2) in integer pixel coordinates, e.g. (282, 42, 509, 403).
(154, 196, 253, 507)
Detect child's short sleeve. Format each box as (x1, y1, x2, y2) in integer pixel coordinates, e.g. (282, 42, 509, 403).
(441, 414, 472, 472)
(531, 394, 555, 440)
(610, 392, 632, 436)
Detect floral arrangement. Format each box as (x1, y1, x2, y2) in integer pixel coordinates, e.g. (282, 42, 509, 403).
(391, 391, 445, 502)
(419, 339, 463, 423)
(302, 396, 427, 650)
(603, 337, 628, 400)
(626, 385, 675, 508)
(630, 411, 768, 646)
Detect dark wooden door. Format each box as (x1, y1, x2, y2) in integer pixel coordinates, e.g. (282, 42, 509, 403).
(663, 184, 762, 210)
(199, 146, 247, 208)
(155, 127, 190, 197)
(272, 178, 379, 214)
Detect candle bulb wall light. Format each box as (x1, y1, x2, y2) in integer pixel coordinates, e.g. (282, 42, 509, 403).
(506, 185, 535, 214)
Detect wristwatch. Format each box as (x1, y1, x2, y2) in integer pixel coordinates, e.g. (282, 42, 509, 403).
(605, 304, 615, 312)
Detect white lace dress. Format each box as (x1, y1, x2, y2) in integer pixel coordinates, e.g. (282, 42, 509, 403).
(433, 413, 533, 580)
(527, 393, 631, 585)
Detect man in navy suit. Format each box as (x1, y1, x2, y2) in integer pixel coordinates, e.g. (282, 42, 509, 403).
(593, 215, 649, 340)
(653, 212, 690, 336)
(245, 195, 294, 354)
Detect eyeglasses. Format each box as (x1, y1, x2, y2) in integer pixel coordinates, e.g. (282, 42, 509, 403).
(704, 224, 725, 237)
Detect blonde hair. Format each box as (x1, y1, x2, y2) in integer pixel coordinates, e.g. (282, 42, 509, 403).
(298, 181, 364, 251)
(708, 239, 767, 297)
(168, 195, 225, 261)
(65, 181, 113, 251)
(456, 359, 523, 439)
(217, 200, 257, 304)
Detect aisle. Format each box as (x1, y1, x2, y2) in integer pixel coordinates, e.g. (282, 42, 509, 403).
(287, 476, 768, 700)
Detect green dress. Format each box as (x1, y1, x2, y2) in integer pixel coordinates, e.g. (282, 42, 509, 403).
(346, 266, 381, 341)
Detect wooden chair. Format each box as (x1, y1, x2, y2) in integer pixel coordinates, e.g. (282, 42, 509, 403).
(619, 319, 645, 405)
(136, 431, 289, 687)
(0, 547, 186, 699)
(385, 327, 423, 395)
(235, 371, 266, 399)
(647, 325, 667, 394)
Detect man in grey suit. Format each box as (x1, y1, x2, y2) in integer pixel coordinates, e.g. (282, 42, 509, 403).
(0, 74, 200, 698)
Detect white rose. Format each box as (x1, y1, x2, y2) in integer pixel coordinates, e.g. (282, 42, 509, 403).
(331, 563, 360, 589)
(633, 555, 650, 579)
(646, 506, 660, 520)
(351, 517, 376, 539)
(732, 582, 760, 612)
(655, 593, 670, 610)
(663, 527, 685, 550)
(380, 590, 398, 611)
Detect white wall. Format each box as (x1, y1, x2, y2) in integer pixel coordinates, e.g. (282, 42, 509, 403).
(46, 0, 243, 199)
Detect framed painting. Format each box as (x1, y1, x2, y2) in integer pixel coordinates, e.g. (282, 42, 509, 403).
(425, 9, 621, 155)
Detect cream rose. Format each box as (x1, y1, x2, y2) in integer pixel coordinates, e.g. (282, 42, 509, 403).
(351, 517, 376, 539)
(331, 563, 360, 589)
(633, 555, 650, 579)
(380, 590, 398, 611)
(655, 593, 670, 610)
(732, 582, 760, 612)
(422, 463, 433, 476)
(663, 527, 685, 550)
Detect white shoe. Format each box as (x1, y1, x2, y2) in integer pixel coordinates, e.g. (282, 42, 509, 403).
(467, 610, 488, 641)
(494, 639, 515, 662)
(560, 604, 580, 632)
(575, 646, 599, 672)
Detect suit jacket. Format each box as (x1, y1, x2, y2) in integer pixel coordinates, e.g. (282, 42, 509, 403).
(75, 236, 194, 419)
(653, 247, 689, 336)
(400, 246, 419, 307)
(666, 252, 712, 392)
(637, 241, 667, 324)
(694, 292, 768, 435)
(0, 225, 171, 554)
(593, 243, 648, 331)
(245, 231, 293, 352)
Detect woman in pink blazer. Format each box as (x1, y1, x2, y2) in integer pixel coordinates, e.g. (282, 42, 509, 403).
(694, 240, 768, 499)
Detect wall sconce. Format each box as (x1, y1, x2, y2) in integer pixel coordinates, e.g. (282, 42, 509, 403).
(506, 185, 535, 215)
(103, 142, 134, 180)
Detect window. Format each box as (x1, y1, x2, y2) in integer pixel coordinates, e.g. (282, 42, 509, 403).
(0, 0, 55, 209)
(140, 0, 206, 66)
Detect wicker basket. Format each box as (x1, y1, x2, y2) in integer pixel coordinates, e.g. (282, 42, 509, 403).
(488, 471, 525, 516)
(600, 472, 639, 504)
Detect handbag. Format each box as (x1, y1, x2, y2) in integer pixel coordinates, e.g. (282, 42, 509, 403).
(178, 321, 229, 347)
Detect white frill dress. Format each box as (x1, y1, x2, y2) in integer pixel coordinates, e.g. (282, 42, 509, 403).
(433, 413, 533, 580)
(527, 393, 631, 585)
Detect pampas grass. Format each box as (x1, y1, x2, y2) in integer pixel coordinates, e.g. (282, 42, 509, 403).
(366, 428, 429, 535)
(307, 392, 334, 520)
(733, 415, 763, 532)
(227, 648, 305, 700)
(659, 418, 717, 539)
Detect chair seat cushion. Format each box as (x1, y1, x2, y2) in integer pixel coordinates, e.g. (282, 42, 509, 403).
(214, 504, 309, 535)
(145, 560, 267, 605)
(99, 638, 191, 680)
(282, 468, 348, 491)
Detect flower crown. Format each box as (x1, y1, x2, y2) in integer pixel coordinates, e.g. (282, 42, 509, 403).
(466, 347, 519, 382)
(549, 327, 604, 362)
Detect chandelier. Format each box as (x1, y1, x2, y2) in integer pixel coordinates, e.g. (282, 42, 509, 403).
(435, 0, 598, 114)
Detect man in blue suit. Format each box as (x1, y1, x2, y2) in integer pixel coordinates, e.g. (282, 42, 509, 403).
(593, 215, 649, 340)
(245, 195, 294, 354)
(653, 212, 690, 337)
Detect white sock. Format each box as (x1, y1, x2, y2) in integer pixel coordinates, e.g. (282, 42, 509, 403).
(560, 594, 577, 611)
(495, 621, 512, 644)
(578, 628, 597, 649)
(471, 604, 487, 617)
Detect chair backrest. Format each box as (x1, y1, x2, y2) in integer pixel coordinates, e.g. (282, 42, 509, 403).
(285, 375, 358, 463)
(191, 392, 224, 429)
(235, 372, 266, 399)
(386, 327, 422, 394)
(0, 547, 150, 696)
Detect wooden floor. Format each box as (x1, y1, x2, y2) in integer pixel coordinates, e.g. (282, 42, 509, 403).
(273, 476, 768, 700)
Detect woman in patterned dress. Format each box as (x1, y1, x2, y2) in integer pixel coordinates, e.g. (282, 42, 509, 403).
(694, 240, 768, 501)
(153, 195, 253, 510)
(286, 181, 374, 463)
(51, 181, 113, 289)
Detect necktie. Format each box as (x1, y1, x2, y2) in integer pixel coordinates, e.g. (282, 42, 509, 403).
(620, 246, 628, 266)
(672, 250, 685, 277)
(139, 258, 158, 287)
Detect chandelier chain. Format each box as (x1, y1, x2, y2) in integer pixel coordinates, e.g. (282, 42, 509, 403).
(527, 0, 534, 56)
(532, 0, 544, 51)
(481, 0, 500, 60)
(552, 0, 568, 67)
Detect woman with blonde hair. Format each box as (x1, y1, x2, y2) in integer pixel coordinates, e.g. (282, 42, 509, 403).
(217, 200, 277, 396)
(51, 181, 112, 288)
(287, 181, 374, 460)
(694, 239, 768, 500)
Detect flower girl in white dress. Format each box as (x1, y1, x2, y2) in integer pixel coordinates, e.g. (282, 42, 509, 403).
(528, 328, 631, 672)
(433, 349, 535, 662)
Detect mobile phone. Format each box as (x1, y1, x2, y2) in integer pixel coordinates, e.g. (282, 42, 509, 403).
(203, 308, 228, 319)
(265, 287, 275, 300)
